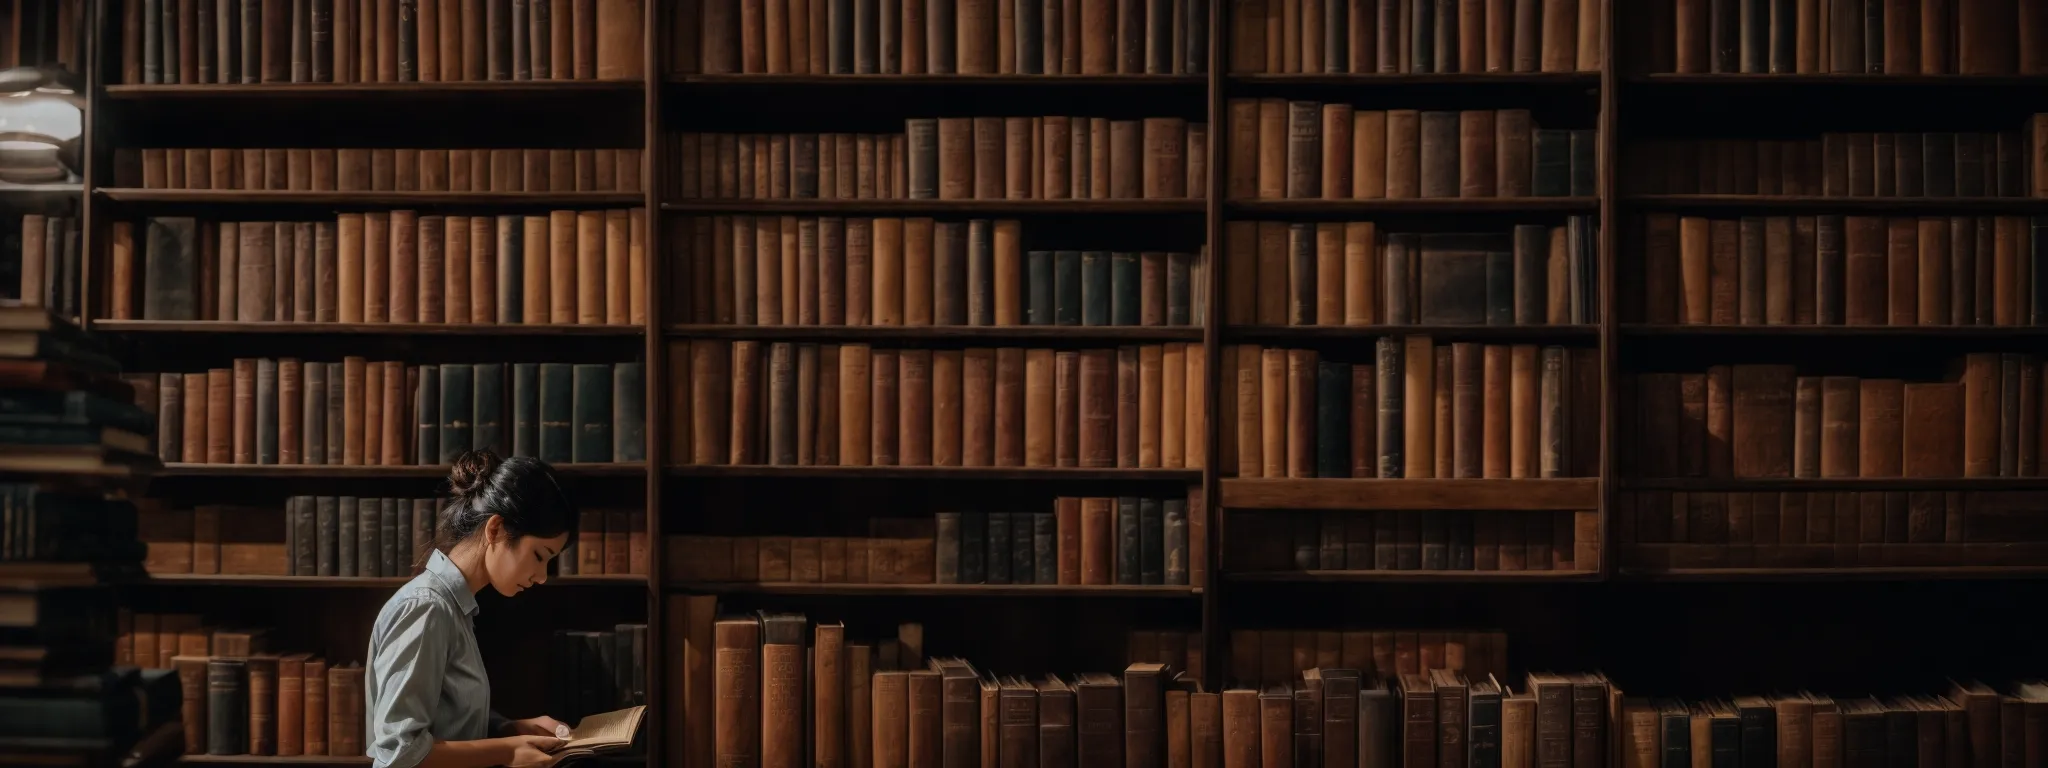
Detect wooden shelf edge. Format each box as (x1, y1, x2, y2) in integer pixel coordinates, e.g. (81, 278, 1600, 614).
(97, 189, 646, 205)
(1226, 324, 1599, 341)
(660, 199, 1206, 213)
(1621, 324, 2048, 337)
(1230, 73, 1600, 85)
(1628, 73, 2048, 85)
(106, 82, 642, 97)
(1226, 570, 1601, 583)
(159, 462, 647, 478)
(140, 574, 648, 587)
(668, 74, 1206, 85)
(1620, 477, 2048, 491)
(92, 320, 646, 336)
(1623, 194, 2048, 211)
(662, 325, 1204, 341)
(1616, 566, 2048, 582)
(664, 582, 1199, 596)
(1226, 197, 1599, 213)
(1219, 478, 1601, 510)
(665, 465, 1202, 480)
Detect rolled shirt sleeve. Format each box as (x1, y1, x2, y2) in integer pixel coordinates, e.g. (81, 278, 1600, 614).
(367, 597, 450, 768)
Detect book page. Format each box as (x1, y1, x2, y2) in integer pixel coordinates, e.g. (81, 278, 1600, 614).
(557, 706, 647, 753)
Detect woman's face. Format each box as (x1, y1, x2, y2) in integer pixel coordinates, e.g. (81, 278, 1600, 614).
(481, 516, 571, 597)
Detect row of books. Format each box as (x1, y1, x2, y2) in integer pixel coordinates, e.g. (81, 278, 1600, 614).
(138, 498, 435, 578)
(670, 531, 938, 584)
(123, 0, 646, 84)
(669, 340, 1208, 468)
(670, 117, 1210, 201)
(125, 212, 649, 326)
(670, 0, 1210, 75)
(1615, 683, 2048, 768)
(1222, 218, 1598, 327)
(116, 146, 645, 193)
(113, 614, 364, 757)
(1219, 342, 1600, 479)
(1626, 355, 2047, 479)
(1224, 628, 1509, 687)
(1125, 629, 1201, 679)
(667, 215, 1203, 327)
(1227, 509, 1600, 572)
(0, 2, 83, 74)
(1642, 0, 2046, 75)
(1626, 133, 2029, 198)
(549, 624, 649, 728)
(1636, 215, 2048, 327)
(133, 359, 648, 466)
(1228, 0, 1603, 74)
(1226, 104, 1593, 200)
(11, 215, 81, 320)
(1616, 490, 2048, 570)
(0, 482, 142, 563)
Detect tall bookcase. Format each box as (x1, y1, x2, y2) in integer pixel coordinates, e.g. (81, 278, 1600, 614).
(63, 0, 2048, 766)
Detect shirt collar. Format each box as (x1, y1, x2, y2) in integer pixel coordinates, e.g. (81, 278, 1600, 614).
(424, 549, 480, 617)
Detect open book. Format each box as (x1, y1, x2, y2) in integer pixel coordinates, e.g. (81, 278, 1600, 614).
(550, 706, 647, 763)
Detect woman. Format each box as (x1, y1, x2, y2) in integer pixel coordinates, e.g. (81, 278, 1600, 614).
(366, 450, 578, 768)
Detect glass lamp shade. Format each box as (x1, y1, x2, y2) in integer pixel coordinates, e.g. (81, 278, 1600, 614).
(0, 84, 84, 183)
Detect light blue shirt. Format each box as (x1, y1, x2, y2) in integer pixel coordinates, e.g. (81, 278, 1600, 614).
(364, 549, 511, 768)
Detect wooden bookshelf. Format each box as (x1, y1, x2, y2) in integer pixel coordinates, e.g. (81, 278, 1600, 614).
(1622, 194, 2048, 212)
(1218, 478, 1602, 510)
(1226, 197, 1600, 214)
(1226, 570, 1603, 583)
(96, 189, 645, 206)
(663, 582, 1201, 597)
(664, 465, 1202, 481)
(95, 320, 647, 336)
(659, 199, 1206, 214)
(662, 324, 1205, 341)
(156, 462, 647, 478)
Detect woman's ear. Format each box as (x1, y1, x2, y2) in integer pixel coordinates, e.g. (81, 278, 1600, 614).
(483, 514, 503, 546)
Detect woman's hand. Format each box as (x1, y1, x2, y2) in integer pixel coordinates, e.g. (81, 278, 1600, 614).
(505, 735, 565, 768)
(504, 716, 572, 739)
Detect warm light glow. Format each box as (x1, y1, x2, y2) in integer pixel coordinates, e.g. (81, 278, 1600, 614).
(0, 94, 80, 142)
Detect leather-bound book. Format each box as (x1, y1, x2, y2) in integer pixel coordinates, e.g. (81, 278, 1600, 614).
(1857, 378, 1904, 478)
(1460, 111, 1497, 197)
(714, 620, 762, 768)
(900, 349, 934, 465)
(206, 658, 248, 755)
(1418, 112, 1459, 198)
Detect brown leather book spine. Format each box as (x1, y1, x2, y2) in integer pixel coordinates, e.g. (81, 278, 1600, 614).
(1285, 348, 1315, 477)
(184, 373, 210, 463)
(578, 210, 607, 323)
(1025, 348, 1056, 467)
(714, 620, 762, 768)
(1079, 348, 1113, 468)
(1403, 336, 1436, 478)
(870, 348, 898, 465)
(1321, 105, 1353, 198)
(1962, 353, 2000, 476)
(1460, 111, 1498, 197)
(840, 344, 873, 465)
(997, 347, 1028, 466)
(1260, 347, 1287, 478)
(232, 359, 256, 464)
(1858, 378, 1905, 478)
(730, 341, 762, 464)
(1081, 496, 1112, 583)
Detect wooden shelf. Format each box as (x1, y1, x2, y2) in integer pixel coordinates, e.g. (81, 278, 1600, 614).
(176, 757, 371, 766)
(666, 465, 1201, 481)
(159, 462, 646, 478)
(1228, 324, 1598, 342)
(105, 81, 642, 99)
(1219, 478, 1601, 510)
(1629, 73, 2048, 85)
(140, 574, 647, 587)
(664, 324, 1203, 341)
(665, 582, 1199, 597)
(1621, 324, 2048, 338)
(669, 74, 1205, 87)
(661, 199, 1204, 214)
(1230, 72, 1600, 86)
(1227, 570, 1601, 583)
(96, 189, 645, 206)
(1616, 566, 2048, 582)
(1623, 194, 2048, 212)
(1622, 477, 2048, 491)
(1227, 197, 1598, 214)
(92, 320, 646, 336)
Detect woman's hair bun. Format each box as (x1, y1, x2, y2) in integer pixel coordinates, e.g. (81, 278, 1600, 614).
(447, 450, 504, 499)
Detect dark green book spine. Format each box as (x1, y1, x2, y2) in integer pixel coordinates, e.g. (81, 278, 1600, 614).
(1569, 130, 1596, 197)
(380, 497, 399, 577)
(205, 659, 246, 755)
(1861, 0, 1882, 73)
(337, 495, 357, 576)
(1162, 499, 1186, 585)
(1710, 713, 1741, 768)
(357, 497, 380, 577)
(1409, 0, 1434, 73)
(1290, 224, 1314, 324)
(1111, 252, 1140, 325)
(316, 496, 338, 576)
(960, 510, 986, 583)
(1375, 337, 1403, 478)
(1322, 0, 1344, 71)
(1116, 496, 1140, 584)
(473, 363, 506, 453)
(1532, 130, 1571, 197)
(1020, 0, 1044, 73)
(985, 508, 1012, 584)
(967, 219, 994, 325)
(1033, 512, 1056, 584)
(256, 359, 278, 464)
(539, 363, 575, 463)
(142, 217, 198, 320)
(1054, 250, 1082, 325)
(401, 0, 420, 80)
(1662, 708, 1693, 768)
(1139, 497, 1162, 584)
(1166, 252, 1191, 325)
(1082, 251, 1110, 325)
(1485, 244, 1514, 326)
(415, 365, 440, 465)
(1512, 225, 1547, 325)
(908, 120, 938, 199)
(1009, 512, 1035, 584)
(497, 216, 523, 323)
(311, 0, 332, 82)
(513, 363, 540, 457)
(935, 222, 965, 323)
(438, 364, 474, 462)
(572, 364, 614, 463)
(614, 362, 646, 462)
(1027, 250, 1054, 325)
(1470, 685, 1501, 768)
(293, 495, 316, 575)
(934, 512, 960, 583)
(1316, 360, 1349, 478)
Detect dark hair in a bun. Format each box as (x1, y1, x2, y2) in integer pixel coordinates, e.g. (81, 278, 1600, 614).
(419, 450, 576, 566)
